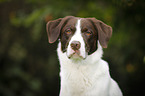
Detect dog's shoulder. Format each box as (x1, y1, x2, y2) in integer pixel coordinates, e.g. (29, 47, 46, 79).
(109, 78, 123, 96)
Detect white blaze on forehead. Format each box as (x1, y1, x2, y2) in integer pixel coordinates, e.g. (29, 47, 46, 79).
(66, 19, 86, 59)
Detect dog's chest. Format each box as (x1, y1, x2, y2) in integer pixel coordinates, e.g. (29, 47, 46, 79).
(64, 65, 93, 87)
(60, 61, 110, 96)
(61, 64, 95, 94)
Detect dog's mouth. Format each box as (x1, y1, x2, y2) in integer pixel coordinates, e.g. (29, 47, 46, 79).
(67, 50, 85, 59)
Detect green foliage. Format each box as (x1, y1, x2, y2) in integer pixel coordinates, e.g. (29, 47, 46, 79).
(0, 0, 145, 96)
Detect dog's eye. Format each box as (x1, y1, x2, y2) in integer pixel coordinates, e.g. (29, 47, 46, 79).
(85, 31, 92, 36)
(82, 28, 92, 36)
(65, 29, 72, 35)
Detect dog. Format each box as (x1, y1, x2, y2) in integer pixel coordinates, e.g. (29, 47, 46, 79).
(46, 16, 123, 96)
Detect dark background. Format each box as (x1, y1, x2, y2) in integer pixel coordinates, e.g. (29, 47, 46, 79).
(0, 0, 145, 96)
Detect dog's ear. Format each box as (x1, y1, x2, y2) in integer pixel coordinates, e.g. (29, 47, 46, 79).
(46, 16, 74, 43)
(46, 18, 62, 43)
(89, 18, 112, 48)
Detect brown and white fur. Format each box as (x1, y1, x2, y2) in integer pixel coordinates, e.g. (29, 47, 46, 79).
(46, 16, 123, 96)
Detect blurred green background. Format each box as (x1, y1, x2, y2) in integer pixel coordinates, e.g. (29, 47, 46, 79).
(0, 0, 145, 96)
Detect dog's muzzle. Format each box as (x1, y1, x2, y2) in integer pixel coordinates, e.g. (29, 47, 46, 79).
(71, 41, 81, 51)
(67, 41, 85, 59)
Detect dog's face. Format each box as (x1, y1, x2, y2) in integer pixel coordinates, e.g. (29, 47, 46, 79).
(46, 16, 112, 59)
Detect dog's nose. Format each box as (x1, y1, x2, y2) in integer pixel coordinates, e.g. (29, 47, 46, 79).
(71, 41, 81, 51)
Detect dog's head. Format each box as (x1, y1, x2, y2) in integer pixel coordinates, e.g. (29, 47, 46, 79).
(46, 16, 112, 60)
